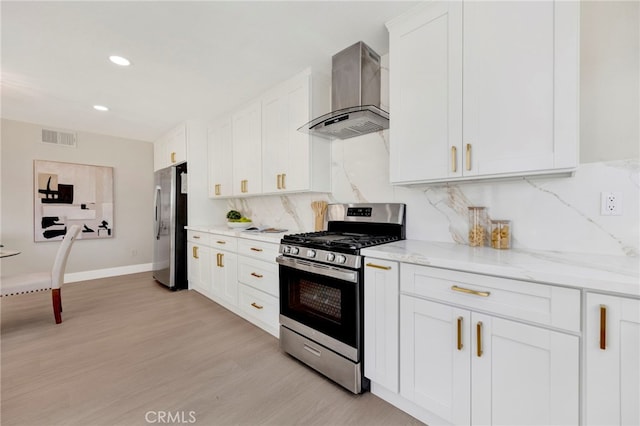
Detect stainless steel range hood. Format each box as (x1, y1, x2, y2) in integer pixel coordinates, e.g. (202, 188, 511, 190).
(299, 41, 389, 140)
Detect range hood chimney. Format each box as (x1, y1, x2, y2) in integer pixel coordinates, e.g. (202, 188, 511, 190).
(299, 41, 389, 140)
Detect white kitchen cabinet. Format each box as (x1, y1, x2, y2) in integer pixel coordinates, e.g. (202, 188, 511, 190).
(399, 264, 580, 425)
(154, 123, 187, 171)
(207, 117, 234, 198)
(187, 231, 211, 295)
(232, 101, 262, 195)
(386, 1, 579, 184)
(261, 68, 331, 194)
(209, 235, 238, 307)
(236, 238, 280, 337)
(585, 293, 640, 426)
(364, 258, 400, 393)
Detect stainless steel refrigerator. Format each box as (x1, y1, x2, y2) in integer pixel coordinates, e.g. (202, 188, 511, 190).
(153, 163, 188, 290)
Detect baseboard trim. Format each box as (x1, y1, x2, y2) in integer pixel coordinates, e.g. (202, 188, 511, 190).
(65, 263, 153, 283)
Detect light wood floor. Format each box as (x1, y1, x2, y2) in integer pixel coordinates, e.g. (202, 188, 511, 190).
(1, 272, 422, 426)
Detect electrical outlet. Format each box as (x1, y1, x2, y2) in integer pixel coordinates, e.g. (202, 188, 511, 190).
(600, 192, 622, 216)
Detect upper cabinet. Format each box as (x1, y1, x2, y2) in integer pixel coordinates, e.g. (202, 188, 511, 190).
(208, 117, 234, 198)
(386, 1, 579, 184)
(207, 68, 330, 198)
(262, 68, 331, 194)
(154, 123, 187, 171)
(232, 101, 262, 196)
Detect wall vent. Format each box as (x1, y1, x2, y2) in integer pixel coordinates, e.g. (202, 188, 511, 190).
(41, 128, 77, 148)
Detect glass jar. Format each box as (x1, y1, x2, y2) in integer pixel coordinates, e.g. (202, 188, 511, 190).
(490, 220, 512, 249)
(468, 207, 488, 247)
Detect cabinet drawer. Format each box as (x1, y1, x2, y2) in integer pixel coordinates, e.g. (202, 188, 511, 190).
(401, 264, 580, 332)
(238, 256, 278, 297)
(209, 234, 237, 251)
(238, 284, 279, 331)
(237, 238, 279, 262)
(187, 230, 210, 245)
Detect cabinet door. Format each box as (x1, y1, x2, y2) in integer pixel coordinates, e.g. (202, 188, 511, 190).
(471, 313, 579, 426)
(364, 259, 400, 392)
(154, 135, 168, 171)
(388, 1, 463, 183)
(261, 88, 288, 193)
(187, 242, 210, 295)
(232, 101, 262, 195)
(585, 294, 640, 426)
(463, 1, 578, 176)
(166, 123, 187, 166)
(400, 295, 470, 425)
(208, 119, 234, 197)
(211, 249, 238, 306)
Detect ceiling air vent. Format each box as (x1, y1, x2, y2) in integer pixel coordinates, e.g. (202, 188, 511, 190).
(41, 128, 77, 148)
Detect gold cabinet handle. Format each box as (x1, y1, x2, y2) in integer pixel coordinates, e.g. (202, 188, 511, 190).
(216, 240, 226, 245)
(171, 152, 176, 163)
(365, 263, 392, 271)
(457, 316, 463, 350)
(277, 174, 282, 190)
(477, 321, 483, 357)
(600, 305, 607, 350)
(192, 246, 199, 259)
(215, 253, 220, 266)
(466, 144, 472, 171)
(451, 285, 490, 297)
(451, 146, 457, 172)
(282, 173, 286, 189)
(250, 272, 263, 278)
(219, 253, 224, 267)
(215, 184, 221, 196)
(251, 302, 263, 310)
(250, 247, 263, 252)
(193, 235, 200, 239)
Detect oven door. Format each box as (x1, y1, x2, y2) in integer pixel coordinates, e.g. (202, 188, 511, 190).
(277, 255, 361, 359)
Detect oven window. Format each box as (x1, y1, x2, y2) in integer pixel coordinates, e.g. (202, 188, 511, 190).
(280, 265, 359, 348)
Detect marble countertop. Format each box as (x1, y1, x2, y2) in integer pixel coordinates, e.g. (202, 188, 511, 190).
(362, 240, 640, 297)
(185, 225, 287, 244)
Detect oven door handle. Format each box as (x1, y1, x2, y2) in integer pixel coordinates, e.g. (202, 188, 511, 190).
(276, 256, 358, 284)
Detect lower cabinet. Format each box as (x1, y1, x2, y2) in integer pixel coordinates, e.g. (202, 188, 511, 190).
(400, 296, 579, 425)
(585, 293, 640, 426)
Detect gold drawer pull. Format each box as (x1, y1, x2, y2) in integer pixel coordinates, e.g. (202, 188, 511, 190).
(477, 321, 483, 357)
(466, 144, 472, 171)
(215, 184, 221, 196)
(250, 272, 263, 278)
(216, 253, 224, 267)
(192, 246, 199, 259)
(216, 240, 226, 245)
(457, 316, 463, 350)
(250, 247, 263, 252)
(365, 263, 392, 271)
(451, 285, 490, 297)
(251, 302, 263, 310)
(277, 174, 282, 190)
(282, 173, 286, 189)
(451, 146, 457, 172)
(600, 305, 607, 350)
(193, 235, 200, 239)
(171, 152, 176, 163)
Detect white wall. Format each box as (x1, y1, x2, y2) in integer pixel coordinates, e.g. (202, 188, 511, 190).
(0, 118, 154, 277)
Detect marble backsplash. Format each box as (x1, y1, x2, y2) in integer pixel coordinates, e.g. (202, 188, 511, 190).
(223, 130, 638, 257)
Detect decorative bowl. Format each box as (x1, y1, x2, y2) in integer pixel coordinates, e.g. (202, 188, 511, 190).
(227, 221, 252, 229)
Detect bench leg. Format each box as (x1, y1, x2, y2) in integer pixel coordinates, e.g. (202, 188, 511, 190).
(52, 289, 62, 324)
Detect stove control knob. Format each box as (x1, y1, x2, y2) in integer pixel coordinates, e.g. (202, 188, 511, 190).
(290, 247, 299, 255)
(283, 246, 291, 254)
(306, 249, 316, 258)
(335, 255, 346, 264)
(326, 253, 335, 262)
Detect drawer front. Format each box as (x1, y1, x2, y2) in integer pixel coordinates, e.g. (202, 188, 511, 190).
(237, 238, 279, 262)
(187, 230, 210, 245)
(238, 284, 279, 331)
(210, 234, 237, 251)
(238, 256, 279, 297)
(401, 264, 580, 332)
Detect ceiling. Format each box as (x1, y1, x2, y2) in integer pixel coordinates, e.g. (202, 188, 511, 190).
(1, 1, 417, 142)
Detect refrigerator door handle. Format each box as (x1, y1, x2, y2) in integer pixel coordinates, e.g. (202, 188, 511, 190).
(154, 185, 162, 240)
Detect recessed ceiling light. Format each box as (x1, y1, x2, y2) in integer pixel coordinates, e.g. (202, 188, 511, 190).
(93, 105, 109, 111)
(109, 55, 131, 66)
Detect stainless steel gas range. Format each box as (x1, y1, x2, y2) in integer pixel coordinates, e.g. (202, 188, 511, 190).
(277, 203, 406, 393)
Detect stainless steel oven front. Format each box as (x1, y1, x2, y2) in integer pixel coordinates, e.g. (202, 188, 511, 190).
(277, 255, 368, 393)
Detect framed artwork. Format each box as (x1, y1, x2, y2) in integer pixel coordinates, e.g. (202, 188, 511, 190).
(34, 160, 114, 242)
